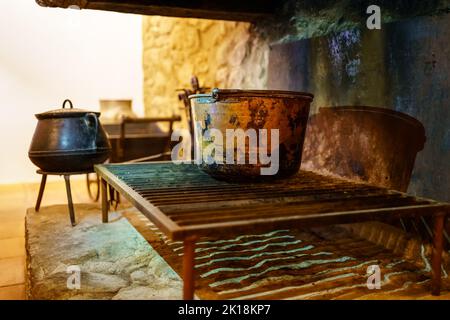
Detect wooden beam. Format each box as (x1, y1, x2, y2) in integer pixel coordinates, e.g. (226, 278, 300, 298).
(35, 0, 280, 22)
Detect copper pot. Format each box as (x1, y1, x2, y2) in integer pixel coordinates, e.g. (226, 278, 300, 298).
(189, 89, 314, 181)
(28, 99, 111, 172)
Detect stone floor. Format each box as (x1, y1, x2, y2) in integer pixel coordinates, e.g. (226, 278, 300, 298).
(26, 204, 182, 299)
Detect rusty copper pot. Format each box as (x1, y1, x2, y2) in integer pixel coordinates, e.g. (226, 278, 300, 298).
(28, 99, 111, 172)
(189, 89, 314, 181)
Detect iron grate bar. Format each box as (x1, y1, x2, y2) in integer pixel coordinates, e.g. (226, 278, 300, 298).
(97, 162, 449, 240)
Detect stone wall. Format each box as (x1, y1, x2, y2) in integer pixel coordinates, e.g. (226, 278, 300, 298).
(142, 17, 268, 125)
(267, 14, 450, 203)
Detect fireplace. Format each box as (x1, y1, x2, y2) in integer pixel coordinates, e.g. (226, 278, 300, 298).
(9, 0, 450, 303)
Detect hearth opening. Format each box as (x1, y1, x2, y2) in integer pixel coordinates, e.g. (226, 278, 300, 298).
(0, 0, 449, 303)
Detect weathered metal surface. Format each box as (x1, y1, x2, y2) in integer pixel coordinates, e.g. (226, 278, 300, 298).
(28, 99, 111, 172)
(126, 213, 450, 300)
(95, 162, 450, 298)
(267, 13, 450, 204)
(35, 0, 280, 22)
(177, 76, 210, 156)
(189, 89, 313, 181)
(182, 236, 197, 300)
(301, 105, 437, 245)
(432, 213, 446, 295)
(302, 106, 426, 192)
(95, 162, 450, 240)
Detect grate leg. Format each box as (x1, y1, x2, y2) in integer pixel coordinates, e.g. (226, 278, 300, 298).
(431, 212, 445, 296)
(101, 178, 109, 223)
(183, 236, 197, 300)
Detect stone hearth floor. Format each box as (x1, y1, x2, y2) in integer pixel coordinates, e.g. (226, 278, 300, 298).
(0, 178, 95, 299)
(25, 203, 450, 300)
(26, 204, 182, 299)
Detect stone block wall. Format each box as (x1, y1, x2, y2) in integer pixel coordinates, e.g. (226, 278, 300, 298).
(142, 17, 268, 126)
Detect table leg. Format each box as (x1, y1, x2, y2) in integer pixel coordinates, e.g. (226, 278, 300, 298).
(431, 212, 445, 296)
(101, 178, 109, 223)
(183, 236, 197, 300)
(35, 174, 47, 212)
(63, 175, 76, 226)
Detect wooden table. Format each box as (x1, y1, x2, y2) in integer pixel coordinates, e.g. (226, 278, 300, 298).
(95, 162, 449, 299)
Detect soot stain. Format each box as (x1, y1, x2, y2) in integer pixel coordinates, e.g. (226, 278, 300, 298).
(247, 100, 269, 129)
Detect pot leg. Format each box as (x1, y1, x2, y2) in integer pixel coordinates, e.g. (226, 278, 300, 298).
(64, 175, 76, 226)
(35, 174, 47, 212)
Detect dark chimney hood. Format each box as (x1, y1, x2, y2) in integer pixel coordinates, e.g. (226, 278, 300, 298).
(35, 0, 281, 22)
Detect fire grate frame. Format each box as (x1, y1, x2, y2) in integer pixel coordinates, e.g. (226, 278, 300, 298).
(95, 161, 449, 299)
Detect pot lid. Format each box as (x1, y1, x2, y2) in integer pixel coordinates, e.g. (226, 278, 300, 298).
(35, 99, 101, 120)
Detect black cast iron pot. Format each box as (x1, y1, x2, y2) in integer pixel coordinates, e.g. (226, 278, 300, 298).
(28, 99, 111, 172)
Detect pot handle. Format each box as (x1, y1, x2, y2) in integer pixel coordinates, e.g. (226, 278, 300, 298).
(211, 88, 220, 102)
(85, 113, 99, 145)
(62, 99, 73, 109)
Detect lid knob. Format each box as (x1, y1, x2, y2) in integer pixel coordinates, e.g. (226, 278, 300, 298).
(62, 99, 73, 109)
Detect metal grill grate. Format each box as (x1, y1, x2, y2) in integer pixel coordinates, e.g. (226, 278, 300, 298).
(96, 162, 449, 241)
